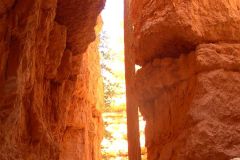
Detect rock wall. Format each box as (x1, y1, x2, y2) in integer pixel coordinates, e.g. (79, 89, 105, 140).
(132, 1, 240, 159)
(0, 0, 104, 160)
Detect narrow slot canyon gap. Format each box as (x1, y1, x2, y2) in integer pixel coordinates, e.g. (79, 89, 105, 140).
(0, 0, 240, 160)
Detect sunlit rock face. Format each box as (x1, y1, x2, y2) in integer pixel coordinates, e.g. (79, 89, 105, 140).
(131, 0, 240, 65)
(132, 1, 240, 159)
(0, 0, 104, 160)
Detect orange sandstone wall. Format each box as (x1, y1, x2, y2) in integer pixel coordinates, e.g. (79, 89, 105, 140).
(132, 1, 240, 159)
(0, 0, 104, 160)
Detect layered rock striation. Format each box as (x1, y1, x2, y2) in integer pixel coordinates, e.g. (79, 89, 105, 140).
(0, 0, 104, 160)
(132, 1, 240, 159)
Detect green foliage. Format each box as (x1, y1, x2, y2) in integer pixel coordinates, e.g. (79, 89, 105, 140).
(99, 30, 121, 111)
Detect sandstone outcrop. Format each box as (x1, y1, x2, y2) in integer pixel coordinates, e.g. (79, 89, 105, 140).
(131, 1, 240, 159)
(136, 44, 240, 160)
(0, 0, 104, 160)
(131, 0, 240, 65)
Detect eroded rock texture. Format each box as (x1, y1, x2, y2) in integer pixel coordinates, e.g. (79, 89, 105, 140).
(131, 0, 240, 65)
(132, 1, 240, 160)
(0, 0, 104, 160)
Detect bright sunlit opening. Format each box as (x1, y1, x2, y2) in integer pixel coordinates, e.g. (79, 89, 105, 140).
(99, 0, 146, 159)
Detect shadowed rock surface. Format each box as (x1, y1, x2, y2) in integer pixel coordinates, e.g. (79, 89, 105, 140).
(0, 0, 105, 159)
(1, 0, 240, 160)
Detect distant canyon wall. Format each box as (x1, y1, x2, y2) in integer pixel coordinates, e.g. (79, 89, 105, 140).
(131, 1, 240, 159)
(0, 0, 104, 159)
